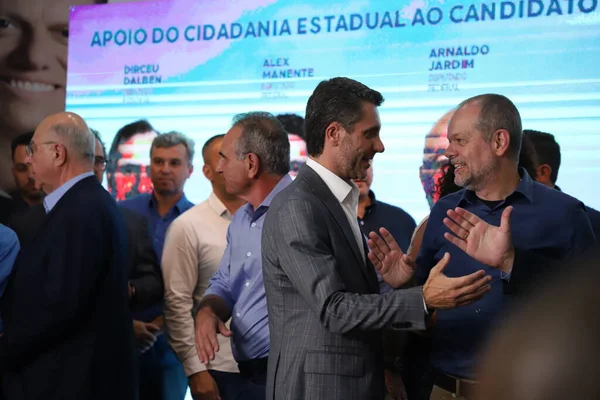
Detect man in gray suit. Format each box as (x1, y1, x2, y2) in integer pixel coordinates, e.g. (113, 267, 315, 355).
(261, 77, 493, 400)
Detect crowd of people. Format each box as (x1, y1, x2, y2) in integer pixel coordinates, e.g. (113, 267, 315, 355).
(0, 77, 598, 400)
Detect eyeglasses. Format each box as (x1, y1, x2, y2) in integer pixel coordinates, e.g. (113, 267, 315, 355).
(94, 156, 108, 171)
(25, 141, 57, 157)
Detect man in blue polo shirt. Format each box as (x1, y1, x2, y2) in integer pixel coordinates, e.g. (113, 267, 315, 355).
(415, 94, 596, 400)
(120, 131, 195, 400)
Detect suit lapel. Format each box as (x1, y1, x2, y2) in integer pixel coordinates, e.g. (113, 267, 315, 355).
(297, 165, 380, 292)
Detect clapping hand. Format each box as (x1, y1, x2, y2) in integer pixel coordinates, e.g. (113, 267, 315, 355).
(367, 228, 415, 289)
(443, 206, 515, 273)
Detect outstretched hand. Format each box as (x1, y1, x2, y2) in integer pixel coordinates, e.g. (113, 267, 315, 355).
(443, 206, 515, 273)
(368, 228, 415, 289)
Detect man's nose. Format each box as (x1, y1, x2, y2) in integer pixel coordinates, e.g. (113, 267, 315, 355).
(374, 137, 385, 154)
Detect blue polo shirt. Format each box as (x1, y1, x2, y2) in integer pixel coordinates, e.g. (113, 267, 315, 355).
(415, 168, 596, 379)
(119, 192, 194, 262)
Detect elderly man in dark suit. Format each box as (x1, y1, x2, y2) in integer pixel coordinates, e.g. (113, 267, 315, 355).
(0, 112, 136, 400)
(261, 77, 492, 400)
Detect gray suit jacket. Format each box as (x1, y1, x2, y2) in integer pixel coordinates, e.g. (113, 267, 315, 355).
(262, 165, 426, 400)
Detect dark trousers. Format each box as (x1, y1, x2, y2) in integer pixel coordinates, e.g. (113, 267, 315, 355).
(209, 370, 265, 400)
(208, 358, 267, 400)
(138, 335, 188, 400)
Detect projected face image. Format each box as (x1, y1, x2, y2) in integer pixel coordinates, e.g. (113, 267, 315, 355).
(0, 0, 97, 191)
(107, 131, 157, 201)
(419, 110, 453, 209)
(288, 133, 307, 178)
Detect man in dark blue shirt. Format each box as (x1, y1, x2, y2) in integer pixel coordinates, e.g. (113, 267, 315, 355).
(355, 165, 416, 252)
(120, 132, 195, 400)
(416, 94, 596, 400)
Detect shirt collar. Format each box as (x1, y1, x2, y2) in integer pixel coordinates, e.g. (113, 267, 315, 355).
(207, 191, 231, 219)
(43, 172, 95, 214)
(306, 158, 356, 205)
(148, 192, 190, 214)
(243, 174, 293, 215)
(458, 167, 535, 206)
(365, 190, 378, 211)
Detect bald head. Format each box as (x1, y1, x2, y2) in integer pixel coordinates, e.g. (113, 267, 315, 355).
(35, 112, 95, 163)
(30, 112, 95, 193)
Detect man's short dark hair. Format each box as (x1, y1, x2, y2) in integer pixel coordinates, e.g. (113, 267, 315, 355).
(202, 134, 225, 164)
(276, 114, 305, 139)
(11, 132, 34, 161)
(523, 129, 561, 184)
(458, 94, 522, 159)
(305, 77, 384, 157)
(232, 112, 290, 176)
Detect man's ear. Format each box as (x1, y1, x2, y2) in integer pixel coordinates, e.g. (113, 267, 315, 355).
(325, 122, 343, 148)
(246, 153, 260, 179)
(53, 144, 68, 167)
(202, 164, 212, 181)
(535, 164, 554, 187)
(491, 129, 510, 157)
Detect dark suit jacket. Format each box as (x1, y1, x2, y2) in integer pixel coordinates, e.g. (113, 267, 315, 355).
(262, 165, 426, 400)
(120, 207, 163, 311)
(6, 204, 46, 247)
(0, 176, 136, 400)
(0, 196, 13, 225)
(5, 203, 162, 311)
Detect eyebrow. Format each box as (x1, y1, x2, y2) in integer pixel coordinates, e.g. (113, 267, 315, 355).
(218, 151, 227, 159)
(363, 125, 381, 136)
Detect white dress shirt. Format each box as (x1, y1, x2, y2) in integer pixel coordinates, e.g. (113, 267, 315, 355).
(162, 192, 238, 377)
(306, 158, 364, 260)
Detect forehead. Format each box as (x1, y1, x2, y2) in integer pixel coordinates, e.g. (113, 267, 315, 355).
(354, 102, 381, 128)
(0, 0, 96, 22)
(448, 103, 481, 136)
(151, 144, 187, 159)
(13, 145, 28, 162)
(222, 125, 242, 150)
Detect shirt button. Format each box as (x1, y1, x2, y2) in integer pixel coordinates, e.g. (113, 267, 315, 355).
(360, 221, 364, 225)
(491, 212, 496, 216)
(245, 281, 250, 287)
(476, 309, 481, 314)
(246, 252, 252, 257)
(251, 222, 256, 227)
(236, 313, 241, 317)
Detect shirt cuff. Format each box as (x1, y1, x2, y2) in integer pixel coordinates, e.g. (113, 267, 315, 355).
(182, 354, 207, 377)
(501, 270, 512, 281)
(203, 288, 234, 315)
(423, 294, 428, 314)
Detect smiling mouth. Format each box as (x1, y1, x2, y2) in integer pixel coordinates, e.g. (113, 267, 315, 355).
(1, 78, 59, 92)
(454, 162, 466, 171)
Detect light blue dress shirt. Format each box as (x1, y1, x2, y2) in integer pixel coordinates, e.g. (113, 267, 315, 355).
(205, 174, 292, 362)
(43, 172, 95, 214)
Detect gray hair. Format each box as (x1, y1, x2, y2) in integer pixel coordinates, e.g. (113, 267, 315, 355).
(51, 123, 95, 161)
(151, 131, 195, 164)
(232, 112, 290, 176)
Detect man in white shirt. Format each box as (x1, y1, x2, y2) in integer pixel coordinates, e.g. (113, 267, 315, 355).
(162, 134, 245, 400)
